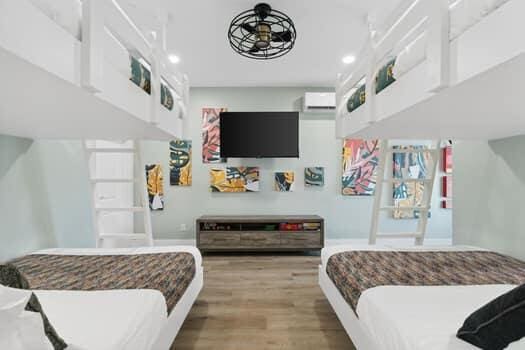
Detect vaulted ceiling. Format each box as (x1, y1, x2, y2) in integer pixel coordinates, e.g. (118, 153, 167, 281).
(120, 0, 402, 87)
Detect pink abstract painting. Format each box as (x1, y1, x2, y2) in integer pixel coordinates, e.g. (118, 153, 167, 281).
(202, 108, 227, 163)
(342, 139, 380, 196)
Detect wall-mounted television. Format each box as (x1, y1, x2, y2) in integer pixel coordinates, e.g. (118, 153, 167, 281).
(220, 112, 299, 158)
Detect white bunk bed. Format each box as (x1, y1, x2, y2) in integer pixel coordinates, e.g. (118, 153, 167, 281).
(335, 0, 525, 140)
(0, 0, 189, 140)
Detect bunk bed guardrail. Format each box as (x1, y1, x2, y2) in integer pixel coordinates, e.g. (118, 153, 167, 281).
(81, 0, 189, 124)
(335, 0, 450, 137)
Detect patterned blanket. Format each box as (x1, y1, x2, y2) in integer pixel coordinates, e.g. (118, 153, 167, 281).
(326, 250, 525, 314)
(11, 253, 196, 314)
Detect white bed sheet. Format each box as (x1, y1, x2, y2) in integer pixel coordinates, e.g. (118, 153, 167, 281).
(36, 289, 166, 350)
(357, 285, 525, 350)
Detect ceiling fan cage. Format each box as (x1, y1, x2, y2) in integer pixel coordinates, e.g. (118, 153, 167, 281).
(228, 5, 297, 60)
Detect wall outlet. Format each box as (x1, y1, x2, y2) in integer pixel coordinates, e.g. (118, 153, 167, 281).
(180, 224, 188, 232)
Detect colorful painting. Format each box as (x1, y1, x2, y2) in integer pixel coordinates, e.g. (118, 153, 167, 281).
(442, 176, 452, 198)
(210, 167, 260, 192)
(305, 167, 324, 187)
(275, 172, 295, 192)
(202, 108, 227, 163)
(169, 140, 192, 186)
(342, 139, 380, 196)
(392, 146, 431, 219)
(442, 145, 453, 174)
(145, 164, 164, 211)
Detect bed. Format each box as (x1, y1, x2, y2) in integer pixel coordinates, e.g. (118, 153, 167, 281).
(335, 0, 525, 140)
(319, 245, 525, 350)
(344, 0, 511, 113)
(0, 0, 189, 139)
(8, 246, 203, 350)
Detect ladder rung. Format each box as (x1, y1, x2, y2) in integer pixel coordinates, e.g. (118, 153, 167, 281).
(86, 147, 135, 153)
(383, 178, 433, 184)
(100, 233, 148, 240)
(90, 178, 136, 183)
(376, 232, 423, 239)
(380, 206, 430, 211)
(95, 206, 145, 212)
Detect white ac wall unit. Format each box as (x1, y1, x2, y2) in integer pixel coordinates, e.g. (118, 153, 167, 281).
(303, 92, 336, 112)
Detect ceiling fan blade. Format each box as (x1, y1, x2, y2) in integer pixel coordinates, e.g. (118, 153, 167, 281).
(249, 45, 260, 53)
(240, 23, 256, 34)
(271, 30, 292, 42)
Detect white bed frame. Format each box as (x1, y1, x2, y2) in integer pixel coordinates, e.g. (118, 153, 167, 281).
(318, 265, 379, 350)
(153, 265, 204, 350)
(335, 0, 525, 140)
(0, 0, 189, 140)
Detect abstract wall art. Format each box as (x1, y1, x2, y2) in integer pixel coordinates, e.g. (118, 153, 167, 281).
(442, 175, 452, 198)
(305, 167, 324, 187)
(275, 172, 295, 192)
(202, 107, 227, 163)
(169, 140, 192, 186)
(210, 167, 260, 192)
(392, 146, 431, 219)
(442, 142, 453, 174)
(341, 139, 380, 196)
(145, 164, 164, 211)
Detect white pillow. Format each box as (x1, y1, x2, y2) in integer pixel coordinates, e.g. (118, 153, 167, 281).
(0, 285, 53, 350)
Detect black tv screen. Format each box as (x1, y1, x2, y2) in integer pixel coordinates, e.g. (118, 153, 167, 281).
(220, 112, 299, 158)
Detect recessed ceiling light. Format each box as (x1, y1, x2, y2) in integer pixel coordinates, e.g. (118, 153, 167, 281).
(342, 55, 356, 65)
(168, 54, 180, 64)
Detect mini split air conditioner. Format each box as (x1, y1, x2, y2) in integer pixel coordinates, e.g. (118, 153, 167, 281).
(303, 92, 336, 112)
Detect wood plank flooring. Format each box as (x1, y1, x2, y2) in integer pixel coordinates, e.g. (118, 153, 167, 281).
(172, 254, 355, 350)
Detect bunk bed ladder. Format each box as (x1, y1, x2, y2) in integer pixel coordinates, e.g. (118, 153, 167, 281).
(83, 140, 154, 248)
(369, 140, 440, 246)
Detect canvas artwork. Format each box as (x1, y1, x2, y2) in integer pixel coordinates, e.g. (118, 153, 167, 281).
(305, 167, 324, 187)
(275, 172, 295, 192)
(442, 145, 453, 173)
(392, 146, 431, 219)
(169, 140, 192, 186)
(145, 164, 164, 211)
(202, 108, 227, 163)
(341, 139, 380, 196)
(210, 167, 260, 192)
(442, 175, 452, 198)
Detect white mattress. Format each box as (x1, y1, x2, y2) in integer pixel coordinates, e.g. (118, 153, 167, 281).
(321, 245, 525, 350)
(36, 289, 166, 350)
(392, 0, 511, 79)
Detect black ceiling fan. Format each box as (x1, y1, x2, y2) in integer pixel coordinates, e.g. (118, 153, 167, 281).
(228, 3, 297, 60)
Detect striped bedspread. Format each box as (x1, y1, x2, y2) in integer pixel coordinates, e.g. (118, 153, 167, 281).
(326, 250, 525, 314)
(10, 252, 196, 314)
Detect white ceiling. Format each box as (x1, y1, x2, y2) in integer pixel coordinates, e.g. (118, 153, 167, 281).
(120, 0, 402, 87)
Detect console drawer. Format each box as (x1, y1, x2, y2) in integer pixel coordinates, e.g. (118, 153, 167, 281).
(199, 232, 241, 247)
(280, 232, 321, 247)
(240, 232, 281, 247)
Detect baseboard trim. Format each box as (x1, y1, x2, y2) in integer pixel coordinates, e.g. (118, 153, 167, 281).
(154, 239, 196, 246)
(154, 238, 453, 248)
(325, 238, 453, 246)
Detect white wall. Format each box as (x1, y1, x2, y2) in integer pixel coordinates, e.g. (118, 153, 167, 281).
(140, 87, 452, 240)
(0, 136, 94, 261)
(0, 135, 55, 261)
(454, 136, 525, 260)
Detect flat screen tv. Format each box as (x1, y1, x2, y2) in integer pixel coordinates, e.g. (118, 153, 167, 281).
(220, 112, 299, 158)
